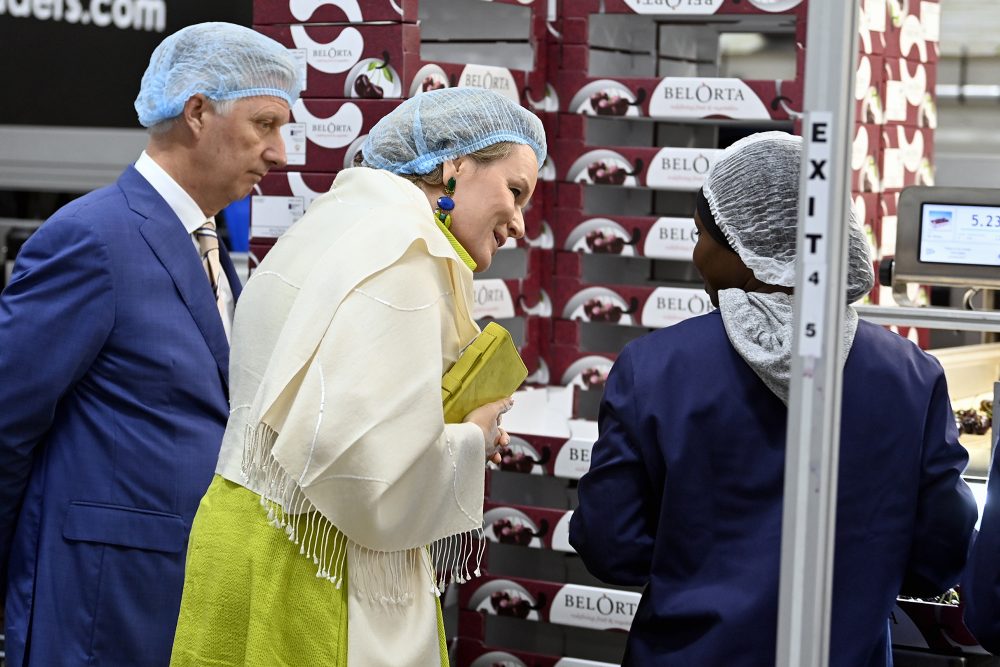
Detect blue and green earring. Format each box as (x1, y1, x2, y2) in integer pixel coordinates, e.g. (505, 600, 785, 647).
(435, 177, 456, 228)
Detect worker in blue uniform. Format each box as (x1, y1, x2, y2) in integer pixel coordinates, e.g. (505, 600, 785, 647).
(0, 23, 300, 666)
(570, 132, 977, 667)
(963, 427, 1000, 652)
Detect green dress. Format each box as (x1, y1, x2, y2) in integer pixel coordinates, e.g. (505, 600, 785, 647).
(170, 476, 448, 666)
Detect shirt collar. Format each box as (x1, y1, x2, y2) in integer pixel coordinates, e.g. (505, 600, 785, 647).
(134, 151, 214, 233)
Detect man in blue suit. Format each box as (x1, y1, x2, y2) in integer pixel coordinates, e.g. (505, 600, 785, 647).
(0, 23, 300, 666)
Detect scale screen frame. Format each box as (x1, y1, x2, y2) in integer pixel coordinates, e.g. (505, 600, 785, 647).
(896, 186, 1000, 290)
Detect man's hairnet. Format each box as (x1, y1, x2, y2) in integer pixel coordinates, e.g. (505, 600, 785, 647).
(135, 22, 302, 128)
(702, 131, 874, 302)
(361, 88, 547, 175)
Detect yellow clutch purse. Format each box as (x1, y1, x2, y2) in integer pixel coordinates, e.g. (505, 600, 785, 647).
(441, 322, 528, 423)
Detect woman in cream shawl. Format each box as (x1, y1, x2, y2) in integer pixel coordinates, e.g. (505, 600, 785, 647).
(170, 88, 546, 667)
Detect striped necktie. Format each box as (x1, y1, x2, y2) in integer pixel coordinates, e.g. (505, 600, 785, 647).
(194, 220, 227, 319)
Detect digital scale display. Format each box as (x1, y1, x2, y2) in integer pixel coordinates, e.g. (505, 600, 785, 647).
(920, 203, 1000, 267)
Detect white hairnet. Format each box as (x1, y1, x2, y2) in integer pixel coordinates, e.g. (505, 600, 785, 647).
(703, 131, 874, 302)
(135, 22, 302, 128)
(361, 88, 547, 175)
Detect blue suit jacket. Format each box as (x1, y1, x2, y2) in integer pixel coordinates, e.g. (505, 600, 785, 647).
(0, 167, 241, 666)
(963, 424, 1000, 653)
(570, 312, 977, 667)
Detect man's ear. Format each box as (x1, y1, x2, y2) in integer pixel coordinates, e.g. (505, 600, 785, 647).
(182, 94, 210, 136)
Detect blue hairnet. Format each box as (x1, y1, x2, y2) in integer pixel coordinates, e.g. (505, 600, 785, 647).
(135, 22, 302, 128)
(361, 88, 547, 175)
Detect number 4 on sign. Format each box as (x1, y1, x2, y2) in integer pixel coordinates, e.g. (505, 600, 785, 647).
(808, 271, 820, 285)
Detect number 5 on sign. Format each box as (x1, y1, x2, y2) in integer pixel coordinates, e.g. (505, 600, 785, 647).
(798, 112, 833, 357)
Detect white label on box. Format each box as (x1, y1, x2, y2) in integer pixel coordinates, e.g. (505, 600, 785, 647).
(882, 147, 904, 190)
(289, 48, 308, 91)
(553, 436, 594, 479)
(280, 123, 307, 166)
(551, 511, 574, 553)
(459, 65, 519, 103)
(471, 279, 516, 319)
(295, 100, 364, 149)
(884, 80, 907, 123)
(293, 25, 364, 74)
(549, 584, 640, 631)
(643, 217, 698, 260)
(646, 148, 721, 190)
(622, 0, 724, 15)
(650, 78, 771, 119)
(865, 0, 886, 32)
(881, 214, 897, 256)
(640, 287, 713, 328)
(921, 2, 940, 42)
(852, 126, 871, 171)
(251, 195, 305, 238)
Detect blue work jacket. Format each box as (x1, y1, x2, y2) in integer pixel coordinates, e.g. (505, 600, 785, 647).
(571, 311, 976, 667)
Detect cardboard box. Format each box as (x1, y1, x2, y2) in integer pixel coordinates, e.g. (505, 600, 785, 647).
(855, 54, 886, 125)
(551, 40, 806, 83)
(882, 3, 940, 62)
(252, 0, 418, 25)
(880, 124, 935, 192)
(482, 501, 575, 552)
(556, 73, 803, 121)
(551, 139, 723, 191)
(879, 190, 900, 257)
(551, 210, 697, 261)
(454, 637, 619, 667)
(852, 123, 883, 194)
(883, 58, 937, 128)
(460, 574, 640, 630)
(257, 23, 541, 102)
(557, 0, 807, 46)
(539, 343, 617, 389)
(553, 277, 713, 328)
(250, 171, 338, 239)
(247, 237, 277, 274)
(488, 428, 598, 479)
(274, 99, 403, 173)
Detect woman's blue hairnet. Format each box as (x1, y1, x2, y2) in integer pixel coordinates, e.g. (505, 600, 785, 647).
(361, 88, 547, 175)
(134, 22, 302, 128)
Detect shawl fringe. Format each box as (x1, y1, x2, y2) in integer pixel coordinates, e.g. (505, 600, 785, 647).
(241, 423, 484, 605)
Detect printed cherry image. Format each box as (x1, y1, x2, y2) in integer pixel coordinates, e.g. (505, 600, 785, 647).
(496, 445, 551, 474)
(491, 518, 550, 546)
(586, 161, 630, 185)
(581, 367, 609, 389)
(585, 229, 625, 254)
(590, 91, 630, 116)
(422, 76, 446, 92)
(489, 590, 547, 619)
(354, 74, 384, 99)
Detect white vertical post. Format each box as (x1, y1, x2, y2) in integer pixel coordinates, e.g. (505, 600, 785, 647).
(775, 1, 860, 666)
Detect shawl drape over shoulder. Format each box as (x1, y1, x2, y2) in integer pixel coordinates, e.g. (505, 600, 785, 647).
(214, 168, 486, 666)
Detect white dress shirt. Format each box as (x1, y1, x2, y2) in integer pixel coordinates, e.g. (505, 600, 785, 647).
(134, 151, 235, 341)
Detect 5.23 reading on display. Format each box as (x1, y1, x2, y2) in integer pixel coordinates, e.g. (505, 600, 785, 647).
(919, 203, 1000, 267)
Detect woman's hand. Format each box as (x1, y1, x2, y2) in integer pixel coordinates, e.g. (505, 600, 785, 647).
(464, 398, 514, 464)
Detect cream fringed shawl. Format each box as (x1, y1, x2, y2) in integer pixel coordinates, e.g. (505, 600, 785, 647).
(214, 168, 486, 666)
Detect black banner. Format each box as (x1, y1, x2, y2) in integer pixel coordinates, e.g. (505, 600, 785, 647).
(0, 0, 252, 128)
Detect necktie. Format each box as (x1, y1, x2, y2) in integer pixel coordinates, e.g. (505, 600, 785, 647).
(194, 220, 229, 335)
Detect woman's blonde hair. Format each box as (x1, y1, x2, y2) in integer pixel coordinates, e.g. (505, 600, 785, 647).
(353, 142, 515, 187)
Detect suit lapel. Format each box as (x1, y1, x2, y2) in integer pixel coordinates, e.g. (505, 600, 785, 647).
(119, 167, 231, 388)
